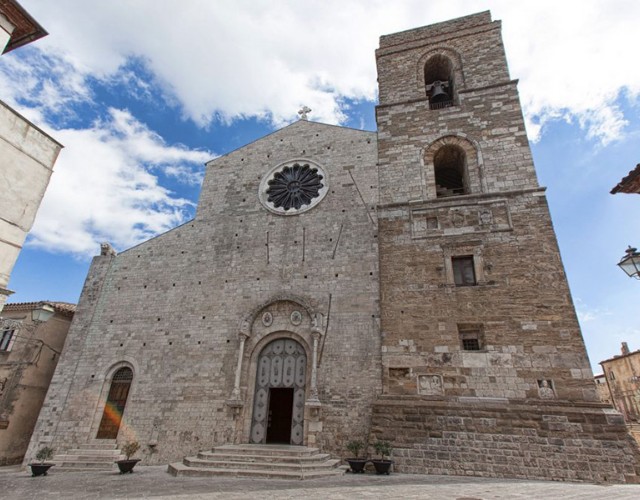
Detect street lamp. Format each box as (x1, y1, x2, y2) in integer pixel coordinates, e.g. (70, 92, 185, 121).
(30, 302, 55, 323)
(1, 301, 55, 329)
(617, 246, 640, 279)
(1, 302, 56, 351)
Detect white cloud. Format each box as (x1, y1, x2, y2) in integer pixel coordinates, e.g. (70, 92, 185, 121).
(12, 0, 638, 143)
(0, 47, 90, 123)
(3, 0, 640, 260)
(494, 0, 637, 144)
(27, 109, 212, 256)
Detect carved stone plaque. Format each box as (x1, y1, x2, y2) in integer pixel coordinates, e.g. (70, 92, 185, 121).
(290, 311, 302, 326)
(262, 312, 273, 327)
(417, 374, 444, 396)
(537, 379, 555, 399)
(411, 200, 512, 239)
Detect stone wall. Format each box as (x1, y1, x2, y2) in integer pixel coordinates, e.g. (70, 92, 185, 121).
(371, 396, 640, 483)
(377, 188, 595, 401)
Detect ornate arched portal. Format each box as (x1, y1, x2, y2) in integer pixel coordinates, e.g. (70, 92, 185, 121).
(250, 338, 307, 445)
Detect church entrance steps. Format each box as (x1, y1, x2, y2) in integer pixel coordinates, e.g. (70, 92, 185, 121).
(196, 450, 333, 464)
(168, 444, 344, 480)
(51, 441, 123, 472)
(210, 444, 321, 457)
(75, 442, 121, 451)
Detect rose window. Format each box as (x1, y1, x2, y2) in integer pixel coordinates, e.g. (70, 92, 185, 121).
(266, 163, 323, 211)
(259, 159, 328, 215)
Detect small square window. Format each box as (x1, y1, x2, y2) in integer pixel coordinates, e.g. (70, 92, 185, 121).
(452, 256, 476, 286)
(462, 338, 480, 351)
(459, 324, 483, 351)
(462, 339, 480, 351)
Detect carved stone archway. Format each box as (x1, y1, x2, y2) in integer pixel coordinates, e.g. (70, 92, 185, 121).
(225, 296, 325, 445)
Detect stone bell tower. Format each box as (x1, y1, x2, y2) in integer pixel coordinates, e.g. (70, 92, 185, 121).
(372, 11, 640, 482)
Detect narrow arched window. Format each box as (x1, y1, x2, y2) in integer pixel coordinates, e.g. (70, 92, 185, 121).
(434, 145, 467, 197)
(424, 54, 454, 110)
(96, 367, 133, 439)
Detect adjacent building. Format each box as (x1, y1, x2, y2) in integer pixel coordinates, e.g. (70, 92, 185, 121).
(0, 0, 63, 311)
(594, 373, 613, 406)
(597, 343, 640, 447)
(611, 164, 640, 195)
(0, 301, 75, 465)
(599, 343, 640, 423)
(26, 12, 640, 482)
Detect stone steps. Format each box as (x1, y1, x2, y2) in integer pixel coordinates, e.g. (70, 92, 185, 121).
(196, 450, 332, 463)
(213, 444, 321, 456)
(168, 444, 344, 480)
(183, 456, 340, 471)
(168, 462, 344, 480)
(75, 442, 120, 451)
(51, 441, 122, 472)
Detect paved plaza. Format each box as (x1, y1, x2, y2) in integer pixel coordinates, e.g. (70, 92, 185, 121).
(2, 466, 640, 499)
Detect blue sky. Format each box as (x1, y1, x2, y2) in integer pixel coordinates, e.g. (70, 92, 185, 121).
(2, 0, 639, 374)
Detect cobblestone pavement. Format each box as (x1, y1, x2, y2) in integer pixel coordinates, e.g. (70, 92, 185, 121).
(2, 466, 640, 499)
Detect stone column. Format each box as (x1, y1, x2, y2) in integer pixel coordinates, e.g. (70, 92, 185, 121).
(305, 317, 324, 445)
(308, 312, 324, 403)
(308, 331, 321, 401)
(230, 332, 249, 401)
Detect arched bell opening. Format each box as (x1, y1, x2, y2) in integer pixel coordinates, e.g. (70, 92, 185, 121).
(434, 144, 468, 197)
(249, 337, 307, 445)
(424, 54, 454, 110)
(96, 366, 133, 439)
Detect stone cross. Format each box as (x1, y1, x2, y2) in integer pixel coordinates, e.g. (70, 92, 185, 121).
(298, 106, 311, 120)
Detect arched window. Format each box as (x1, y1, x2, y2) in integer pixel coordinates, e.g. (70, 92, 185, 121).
(96, 367, 133, 439)
(434, 145, 467, 197)
(424, 54, 454, 110)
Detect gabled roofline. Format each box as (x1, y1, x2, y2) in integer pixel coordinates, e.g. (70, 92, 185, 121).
(0, 0, 48, 54)
(611, 164, 640, 194)
(3, 301, 76, 317)
(206, 119, 376, 166)
(599, 348, 640, 365)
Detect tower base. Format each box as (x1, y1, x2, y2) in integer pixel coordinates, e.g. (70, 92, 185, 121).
(371, 396, 640, 483)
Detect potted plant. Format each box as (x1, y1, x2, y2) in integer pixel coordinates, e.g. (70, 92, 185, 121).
(371, 440, 393, 475)
(30, 446, 55, 477)
(345, 440, 367, 473)
(116, 441, 141, 474)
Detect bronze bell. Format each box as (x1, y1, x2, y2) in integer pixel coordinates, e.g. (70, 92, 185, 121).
(427, 80, 450, 103)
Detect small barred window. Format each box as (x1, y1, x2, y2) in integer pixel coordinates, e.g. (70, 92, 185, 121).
(459, 324, 484, 351)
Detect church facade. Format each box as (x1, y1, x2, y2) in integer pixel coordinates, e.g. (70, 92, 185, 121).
(26, 12, 640, 482)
